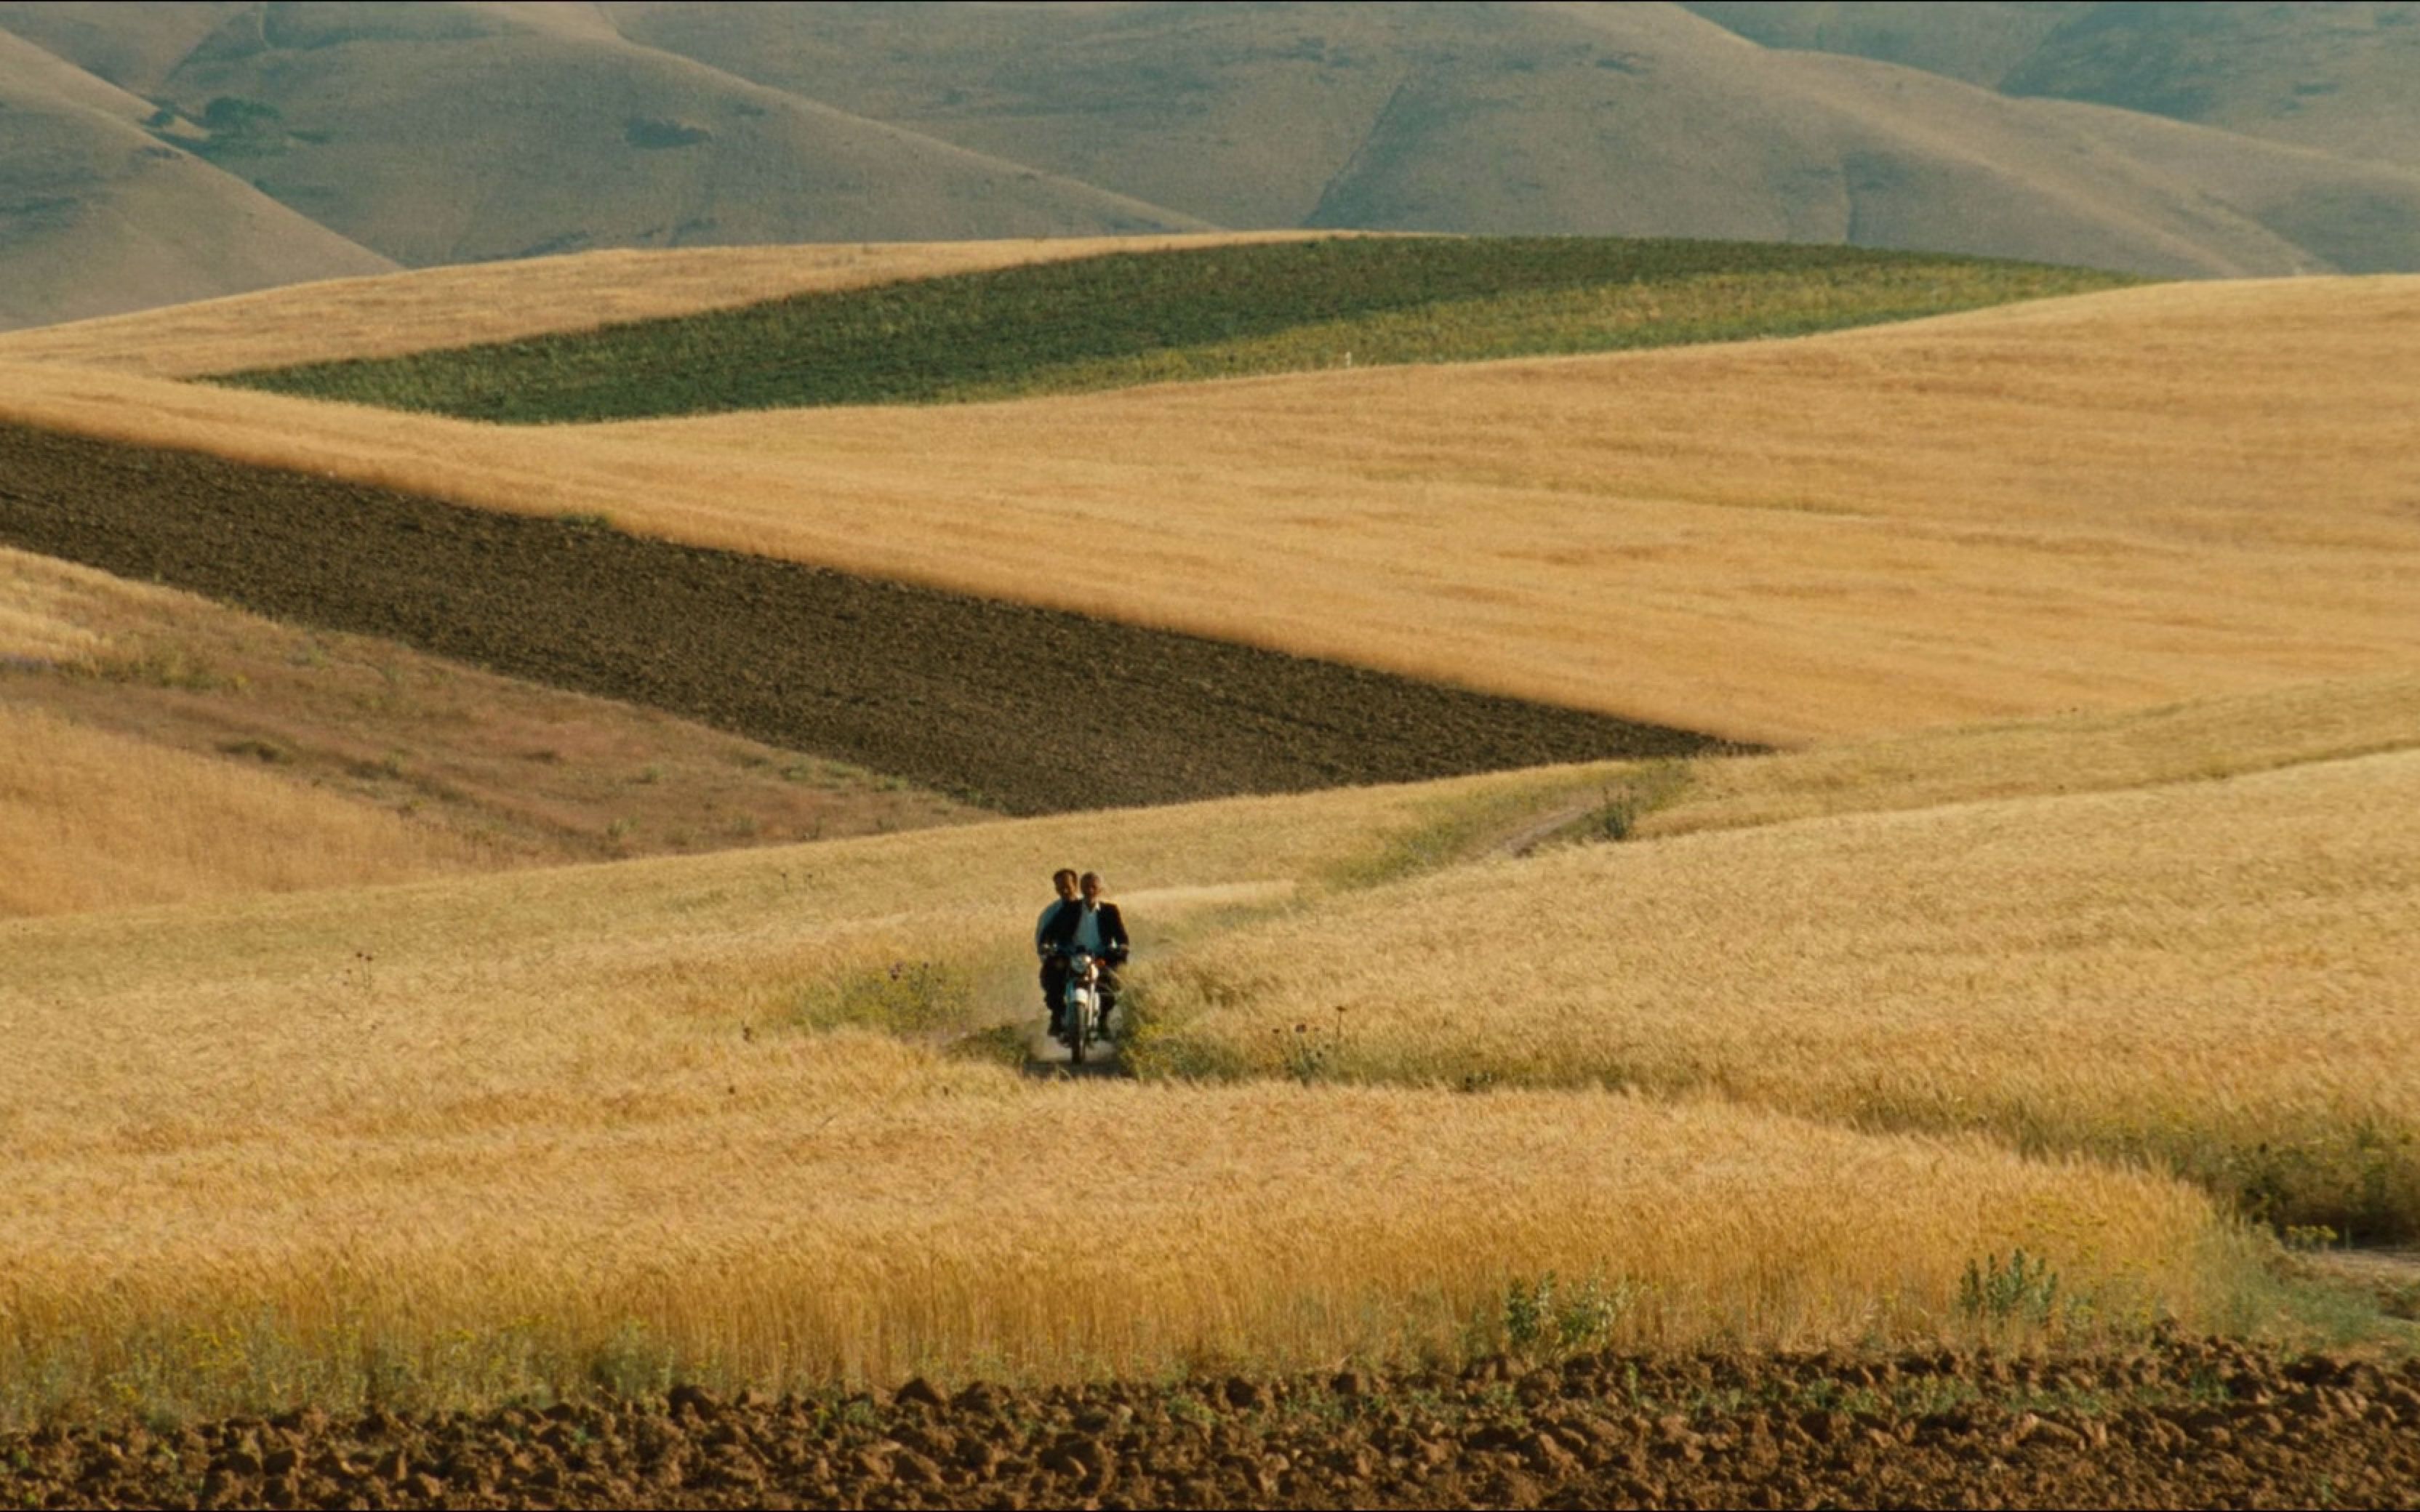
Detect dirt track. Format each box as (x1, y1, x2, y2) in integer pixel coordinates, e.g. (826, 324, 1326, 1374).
(8, 1342, 2417, 1509)
(0, 423, 1729, 813)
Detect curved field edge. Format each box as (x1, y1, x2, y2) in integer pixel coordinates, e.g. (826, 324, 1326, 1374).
(205, 237, 2133, 422)
(0, 423, 1727, 816)
(1123, 693, 2420, 1244)
(0, 751, 2257, 1424)
(7, 277, 2411, 749)
(4, 685, 2405, 1423)
(0, 234, 1339, 379)
(0, 547, 992, 916)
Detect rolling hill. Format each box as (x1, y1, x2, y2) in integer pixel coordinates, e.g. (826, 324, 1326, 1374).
(1693, 1, 2420, 172)
(3, 270, 2412, 748)
(7, 3, 2420, 329)
(0, 23, 393, 329)
(619, 1, 2420, 275)
(207, 237, 2131, 421)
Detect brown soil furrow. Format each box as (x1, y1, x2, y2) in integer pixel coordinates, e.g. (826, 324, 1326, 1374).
(0, 422, 1730, 814)
(7, 1342, 2416, 1508)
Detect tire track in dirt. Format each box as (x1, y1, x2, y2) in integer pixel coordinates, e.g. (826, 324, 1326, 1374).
(0, 422, 1735, 815)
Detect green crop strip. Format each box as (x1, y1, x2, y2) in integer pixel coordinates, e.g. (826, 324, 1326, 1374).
(213, 237, 2136, 424)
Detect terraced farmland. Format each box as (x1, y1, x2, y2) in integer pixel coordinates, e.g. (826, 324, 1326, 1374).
(209, 236, 2131, 421)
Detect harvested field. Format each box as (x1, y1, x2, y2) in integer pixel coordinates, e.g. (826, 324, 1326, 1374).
(7, 1343, 2419, 1509)
(0, 423, 1722, 814)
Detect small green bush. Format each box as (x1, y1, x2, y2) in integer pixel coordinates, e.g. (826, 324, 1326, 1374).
(1958, 1249, 2062, 1327)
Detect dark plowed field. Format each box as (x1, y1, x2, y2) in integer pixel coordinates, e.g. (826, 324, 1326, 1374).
(0, 423, 1727, 814)
(10, 1343, 2419, 1509)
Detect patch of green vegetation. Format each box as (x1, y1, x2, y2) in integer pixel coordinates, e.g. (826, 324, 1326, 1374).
(788, 955, 1012, 1038)
(81, 642, 244, 693)
(1320, 766, 1652, 892)
(213, 237, 2136, 423)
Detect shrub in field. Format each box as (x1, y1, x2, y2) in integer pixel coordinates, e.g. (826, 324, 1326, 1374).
(1958, 1250, 2062, 1327)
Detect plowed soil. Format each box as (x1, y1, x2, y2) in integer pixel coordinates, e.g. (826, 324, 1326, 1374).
(9, 1342, 2418, 1509)
(0, 423, 1726, 814)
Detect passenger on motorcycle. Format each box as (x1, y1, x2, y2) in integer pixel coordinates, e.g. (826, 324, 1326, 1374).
(1035, 868, 1079, 1033)
(1043, 871, 1129, 1034)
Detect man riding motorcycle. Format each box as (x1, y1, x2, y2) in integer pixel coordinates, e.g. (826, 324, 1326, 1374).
(1035, 868, 1079, 1034)
(1041, 871, 1129, 1037)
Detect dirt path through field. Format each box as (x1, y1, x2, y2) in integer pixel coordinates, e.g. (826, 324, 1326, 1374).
(0, 422, 1730, 814)
(1022, 1016, 1129, 1079)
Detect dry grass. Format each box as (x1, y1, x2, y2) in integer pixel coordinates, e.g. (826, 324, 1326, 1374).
(1639, 672, 2420, 839)
(0, 548, 990, 904)
(0, 763, 2238, 1420)
(3, 276, 2416, 743)
(0, 704, 496, 914)
(0, 550, 130, 666)
(0, 234, 1329, 378)
(1135, 731, 2420, 1238)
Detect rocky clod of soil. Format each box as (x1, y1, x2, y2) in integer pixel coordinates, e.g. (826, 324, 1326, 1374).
(7, 1340, 2420, 1508)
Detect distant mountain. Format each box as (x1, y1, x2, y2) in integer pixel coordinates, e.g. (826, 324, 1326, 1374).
(620, 1, 2420, 274)
(0, 23, 393, 330)
(1686, 1, 2420, 170)
(4, 1, 2420, 332)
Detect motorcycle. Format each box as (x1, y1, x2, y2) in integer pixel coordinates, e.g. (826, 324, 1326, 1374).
(1058, 950, 1107, 1065)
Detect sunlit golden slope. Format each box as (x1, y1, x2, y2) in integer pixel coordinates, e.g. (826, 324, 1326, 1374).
(2, 276, 2415, 743)
(0, 756, 2234, 1414)
(1137, 678, 2420, 1234)
(0, 233, 1323, 377)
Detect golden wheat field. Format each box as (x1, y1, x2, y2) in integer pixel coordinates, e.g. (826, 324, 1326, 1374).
(0, 552, 497, 909)
(1134, 680, 2420, 1238)
(3, 276, 2416, 743)
(0, 752, 2250, 1421)
(0, 704, 498, 915)
(5, 259, 2416, 1424)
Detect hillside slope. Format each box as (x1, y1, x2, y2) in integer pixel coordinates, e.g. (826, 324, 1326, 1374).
(620, 0, 2420, 276)
(1691, 1, 2420, 173)
(0, 26, 393, 329)
(7, 1, 2420, 334)
(208, 238, 2128, 421)
(1, 276, 2413, 746)
(0, 233, 1327, 377)
(92, 0, 1209, 270)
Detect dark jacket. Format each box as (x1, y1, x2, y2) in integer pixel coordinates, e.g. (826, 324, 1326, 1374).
(1043, 900, 1129, 965)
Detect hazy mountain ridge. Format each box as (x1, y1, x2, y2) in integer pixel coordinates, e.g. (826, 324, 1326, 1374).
(4, 0, 2419, 331)
(1688, 1, 2420, 171)
(0, 22, 394, 330)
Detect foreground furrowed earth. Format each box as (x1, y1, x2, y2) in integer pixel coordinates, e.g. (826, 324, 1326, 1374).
(9, 1342, 2419, 1509)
